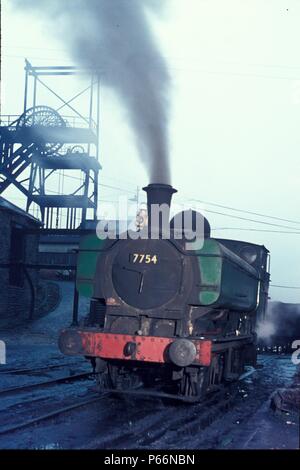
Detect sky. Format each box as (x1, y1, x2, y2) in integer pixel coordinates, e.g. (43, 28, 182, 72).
(1, 0, 300, 302)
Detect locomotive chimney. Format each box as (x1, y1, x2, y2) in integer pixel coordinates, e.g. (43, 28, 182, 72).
(142, 183, 177, 237)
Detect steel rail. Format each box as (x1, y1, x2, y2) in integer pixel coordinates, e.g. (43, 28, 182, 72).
(0, 394, 106, 436)
(0, 362, 87, 375)
(0, 372, 93, 396)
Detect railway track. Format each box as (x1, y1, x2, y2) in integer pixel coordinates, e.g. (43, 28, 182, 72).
(79, 368, 257, 449)
(0, 362, 86, 375)
(0, 375, 240, 444)
(0, 394, 106, 436)
(0, 354, 294, 449)
(144, 388, 238, 449)
(0, 364, 104, 437)
(0, 363, 258, 446)
(0, 371, 93, 397)
(79, 383, 240, 449)
(157, 366, 258, 445)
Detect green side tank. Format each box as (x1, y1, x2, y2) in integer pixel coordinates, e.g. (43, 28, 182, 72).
(76, 234, 260, 312)
(76, 234, 107, 298)
(194, 238, 259, 311)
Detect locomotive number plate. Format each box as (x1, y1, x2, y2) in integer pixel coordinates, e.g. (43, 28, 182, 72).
(131, 253, 158, 264)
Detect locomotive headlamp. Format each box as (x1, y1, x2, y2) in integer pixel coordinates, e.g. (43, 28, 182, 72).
(106, 297, 120, 306)
(58, 329, 83, 355)
(168, 339, 197, 367)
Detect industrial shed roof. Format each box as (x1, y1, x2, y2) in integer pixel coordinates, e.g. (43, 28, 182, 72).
(0, 196, 41, 225)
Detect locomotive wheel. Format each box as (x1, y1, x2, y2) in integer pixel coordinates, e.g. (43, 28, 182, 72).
(178, 355, 226, 398)
(107, 364, 142, 390)
(208, 354, 225, 388)
(224, 348, 246, 382)
(178, 367, 210, 398)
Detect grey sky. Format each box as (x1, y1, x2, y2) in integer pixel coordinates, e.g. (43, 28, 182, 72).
(1, 0, 300, 302)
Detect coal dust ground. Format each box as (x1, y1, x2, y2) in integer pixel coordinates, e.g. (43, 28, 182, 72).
(0, 281, 299, 449)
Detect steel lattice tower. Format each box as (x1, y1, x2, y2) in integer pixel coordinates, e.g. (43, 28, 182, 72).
(0, 60, 101, 229)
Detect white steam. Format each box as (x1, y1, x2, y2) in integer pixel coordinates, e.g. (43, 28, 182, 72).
(13, 0, 171, 184)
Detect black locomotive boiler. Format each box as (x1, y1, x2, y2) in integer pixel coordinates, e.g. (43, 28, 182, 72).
(59, 184, 270, 402)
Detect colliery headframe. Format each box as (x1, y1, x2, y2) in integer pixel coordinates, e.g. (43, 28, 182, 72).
(0, 60, 101, 231)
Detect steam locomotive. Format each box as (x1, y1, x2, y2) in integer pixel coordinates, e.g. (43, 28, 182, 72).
(59, 184, 270, 402)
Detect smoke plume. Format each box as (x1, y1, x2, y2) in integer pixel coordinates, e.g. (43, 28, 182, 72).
(14, 0, 171, 184)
